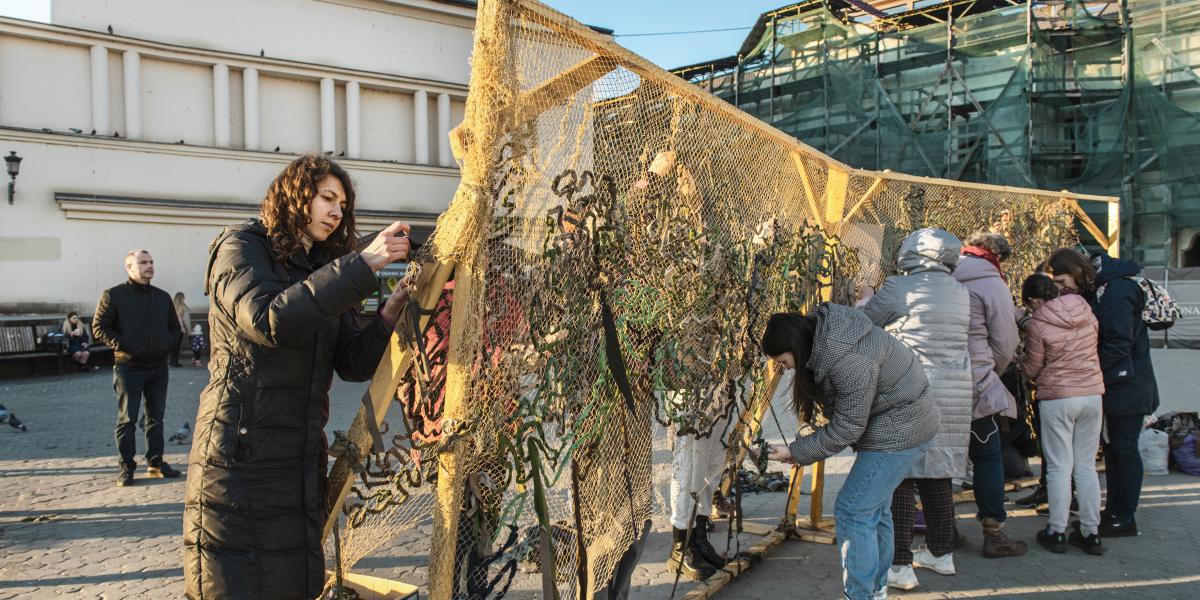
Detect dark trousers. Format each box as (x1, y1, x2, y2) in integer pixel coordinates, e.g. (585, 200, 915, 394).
(169, 331, 183, 365)
(1103, 413, 1146, 523)
(114, 363, 169, 467)
(969, 415, 1007, 522)
(892, 478, 956, 564)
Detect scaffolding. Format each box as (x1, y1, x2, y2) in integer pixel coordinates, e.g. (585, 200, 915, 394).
(674, 0, 1200, 266)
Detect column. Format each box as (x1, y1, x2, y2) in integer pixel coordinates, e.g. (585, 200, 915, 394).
(213, 64, 230, 147)
(122, 51, 141, 139)
(437, 92, 451, 167)
(346, 81, 361, 159)
(413, 89, 428, 165)
(320, 77, 336, 154)
(90, 46, 109, 134)
(243, 68, 260, 150)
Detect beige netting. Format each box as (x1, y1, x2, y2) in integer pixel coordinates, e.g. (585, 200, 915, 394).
(325, 1, 1112, 598)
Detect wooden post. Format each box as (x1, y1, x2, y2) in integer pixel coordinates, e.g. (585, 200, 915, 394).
(323, 259, 456, 541)
(1108, 200, 1121, 258)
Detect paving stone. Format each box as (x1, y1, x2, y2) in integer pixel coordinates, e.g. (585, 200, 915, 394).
(2, 357, 1199, 598)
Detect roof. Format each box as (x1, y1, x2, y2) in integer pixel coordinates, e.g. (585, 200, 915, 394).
(429, 0, 615, 35)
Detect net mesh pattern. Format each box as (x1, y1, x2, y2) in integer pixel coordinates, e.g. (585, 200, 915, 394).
(328, 1, 1091, 597)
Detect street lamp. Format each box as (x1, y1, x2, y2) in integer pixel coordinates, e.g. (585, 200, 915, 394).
(4, 151, 21, 205)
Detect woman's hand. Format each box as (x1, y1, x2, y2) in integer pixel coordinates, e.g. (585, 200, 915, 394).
(767, 444, 795, 464)
(360, 221, 412, 272)
(379, 282, 410, 325)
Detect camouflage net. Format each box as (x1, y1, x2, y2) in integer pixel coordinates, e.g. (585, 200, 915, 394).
(325, 1, 1107, 598)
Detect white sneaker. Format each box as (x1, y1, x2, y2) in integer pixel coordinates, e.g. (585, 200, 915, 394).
(887, 565, 918, 590)
(912, 547, 956, 575)
(873, 584, 889, 599)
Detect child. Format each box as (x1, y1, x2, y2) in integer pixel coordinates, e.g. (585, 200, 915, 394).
(1019, 274, 1106, 555)
(189, 323, 207, 367)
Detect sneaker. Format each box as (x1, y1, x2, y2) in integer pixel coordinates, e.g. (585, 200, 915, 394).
(1098, 516, 1138, 537)
(887, 565, 918, 591)
(1068, 530, 1105, 556)
(1036, 527, 1066, 554)
(873, 585, 889, 600)
(912, 547, 955, 575)
(116, 463, 135, 487)
(147, 462, 182, 478)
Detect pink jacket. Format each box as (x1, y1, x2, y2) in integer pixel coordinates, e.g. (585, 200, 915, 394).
(1020, 294, 1105, 401)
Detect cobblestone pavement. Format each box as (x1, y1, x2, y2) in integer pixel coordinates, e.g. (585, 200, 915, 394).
(1, 351, 1198, 599)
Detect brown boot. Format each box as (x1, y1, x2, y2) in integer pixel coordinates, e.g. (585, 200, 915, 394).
(981, 518, 1027, 558)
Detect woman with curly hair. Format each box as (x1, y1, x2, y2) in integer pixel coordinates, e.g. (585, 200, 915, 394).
(183, 155, 412, 599)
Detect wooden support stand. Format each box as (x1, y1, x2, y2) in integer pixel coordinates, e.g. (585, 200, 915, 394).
(324, 571, 418, 600)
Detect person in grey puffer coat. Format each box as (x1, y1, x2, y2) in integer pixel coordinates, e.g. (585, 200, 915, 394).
(860, 228, 972, 589)
(764, 304, 938, 600)
(951, 231, 1027, 558)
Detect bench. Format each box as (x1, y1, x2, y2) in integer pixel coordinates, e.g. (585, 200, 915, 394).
(0, 317, 112, 377)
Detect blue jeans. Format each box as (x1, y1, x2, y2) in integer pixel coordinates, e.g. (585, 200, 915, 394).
(1103, 414, 1146, 522)
(834, 444, 929, 600)
(969, 415, 1006, 522)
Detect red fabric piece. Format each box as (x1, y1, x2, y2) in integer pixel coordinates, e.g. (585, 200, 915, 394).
(962, 245, 1006, 282)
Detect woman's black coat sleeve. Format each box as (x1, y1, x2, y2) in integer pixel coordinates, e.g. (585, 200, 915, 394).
(210, 234, 378, 349)
(334, 313, 392, 382)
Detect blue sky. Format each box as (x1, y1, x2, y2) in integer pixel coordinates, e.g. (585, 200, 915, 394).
(0, 0, 785, 69)
(542, 0, 787, 68)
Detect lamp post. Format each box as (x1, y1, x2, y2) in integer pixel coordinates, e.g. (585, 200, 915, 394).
(5, 151, 21, 205)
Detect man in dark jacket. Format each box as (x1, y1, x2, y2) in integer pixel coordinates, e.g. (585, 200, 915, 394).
(1087, 254, 1159, 536)
(93, 249, 183, 487)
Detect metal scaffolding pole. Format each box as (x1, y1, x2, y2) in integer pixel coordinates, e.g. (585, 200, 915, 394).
(1026, 0, 1035, 182)
(770, 14, 778, 123)
(945, 7, 955, 178)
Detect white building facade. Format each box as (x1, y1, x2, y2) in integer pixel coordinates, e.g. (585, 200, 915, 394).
(0, 0, 475, 315)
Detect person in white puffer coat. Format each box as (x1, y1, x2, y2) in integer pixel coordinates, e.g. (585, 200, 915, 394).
(860, 228, 973, 591)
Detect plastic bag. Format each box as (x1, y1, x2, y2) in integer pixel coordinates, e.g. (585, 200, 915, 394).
(1139, 428, 1170, 476)
(1172, 433, 1200, 476)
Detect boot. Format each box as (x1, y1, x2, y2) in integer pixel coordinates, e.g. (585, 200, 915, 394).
(1015, 485, 1047, 507)
(692, 516, 728, 568)
(669, 527, 714, 581)
(981, 518, 1027, 558)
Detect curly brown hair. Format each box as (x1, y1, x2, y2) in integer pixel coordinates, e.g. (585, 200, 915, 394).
(260, 154, 357, 263)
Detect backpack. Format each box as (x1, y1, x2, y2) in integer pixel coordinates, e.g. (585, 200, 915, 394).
(1097, 276, 1181, 331)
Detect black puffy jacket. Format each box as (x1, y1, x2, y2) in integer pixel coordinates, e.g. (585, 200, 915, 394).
(1085, 255, 1160, 417)
(92, 280, 181, 367)
(183, 220, 391, 599)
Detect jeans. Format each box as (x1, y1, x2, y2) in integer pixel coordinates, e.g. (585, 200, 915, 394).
(969, 415, 1006, 522)
(1103, 413, 1146, 523)
(1039, 396, 1102, 535)
(834, 444, 928, 600)
(114, 363, 169, 467)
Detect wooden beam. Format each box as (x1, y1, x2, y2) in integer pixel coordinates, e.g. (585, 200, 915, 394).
(1069, 200, 1110, 250)
(515, 55, 618, 125)
(679, 529, 788, 600)
(791, 151, 826, 230)
(783, 464, 804, 525)
(1108, 201, 1121, 258)
(322, 259, 456, 541)
(840, 177, 887, 227)
(808, 459, 826, 526)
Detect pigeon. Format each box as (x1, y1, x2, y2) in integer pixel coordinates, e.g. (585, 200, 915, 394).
(259, 49, 265, 57)
(90, 129, 96, 135)
(323, 150, 333, 156)
(69, 128, 82, 134)
(169, 422, 191, 445)
(337, 151, 345, 157)
(113, 131, 121, 138)
(0, 404, 27, 432)
(177, 139, 185, 144)
(107, 25, 113, 35)
(273, 146, 280, 152)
